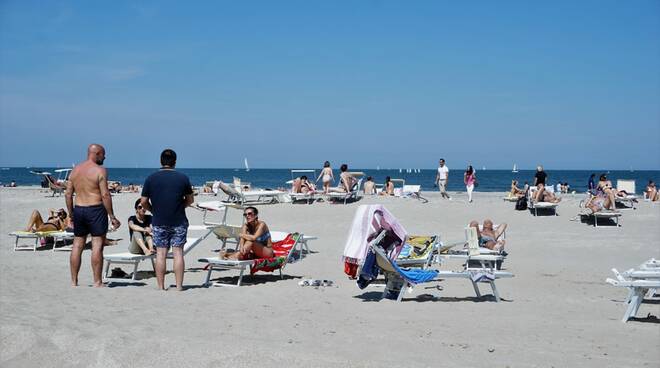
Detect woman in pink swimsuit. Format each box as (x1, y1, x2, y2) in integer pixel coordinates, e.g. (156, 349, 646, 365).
(464, 166, 476, 203)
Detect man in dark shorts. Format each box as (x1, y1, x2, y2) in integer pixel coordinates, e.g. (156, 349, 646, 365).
(66, 144, 121, 287)
(141, 149, 194, 291)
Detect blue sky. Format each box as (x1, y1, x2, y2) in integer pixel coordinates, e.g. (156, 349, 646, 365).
(1, 1, 658, 170)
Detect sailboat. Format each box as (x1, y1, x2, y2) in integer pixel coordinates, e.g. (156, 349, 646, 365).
(512, 164, 518, 173)
(244, 158, 250, 172)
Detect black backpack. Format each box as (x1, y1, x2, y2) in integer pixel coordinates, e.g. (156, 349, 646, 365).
(515, 196, 528, 210)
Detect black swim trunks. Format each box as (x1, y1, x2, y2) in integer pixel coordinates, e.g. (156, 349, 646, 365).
(73, 204, 108, 237)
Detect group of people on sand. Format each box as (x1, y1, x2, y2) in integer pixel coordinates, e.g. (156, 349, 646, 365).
(433, 159, 479, 203)
(291, 162, 358, 196)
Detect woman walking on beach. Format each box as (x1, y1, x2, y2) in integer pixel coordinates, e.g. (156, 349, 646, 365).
(316, 161, 334, 194)
(464, 165, 476, 203)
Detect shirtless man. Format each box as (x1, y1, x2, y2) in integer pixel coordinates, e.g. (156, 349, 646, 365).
(468, 219, 507, 254)
(66, 144, 121, 287)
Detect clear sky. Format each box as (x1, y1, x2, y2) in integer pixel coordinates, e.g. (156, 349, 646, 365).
(1, 1, 659, 170)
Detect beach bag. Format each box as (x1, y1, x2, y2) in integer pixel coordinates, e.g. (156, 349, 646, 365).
(515, 196, 527, 211)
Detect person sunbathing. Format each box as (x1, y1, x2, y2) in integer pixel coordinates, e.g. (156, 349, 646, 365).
(584, 193, 613, 214)
(220, 207, 274, 260)
(534, 183, 561, 203)
(292, 176, 316, 194)
(468, 219, 507, 253)
(363, 176, 376, 195)
(646, 180, 659, 201)
(509, 180, 525, 198)
(327, 164, 356, 193)
(25, 208, 69, 232)
(379, 176, 394, 196)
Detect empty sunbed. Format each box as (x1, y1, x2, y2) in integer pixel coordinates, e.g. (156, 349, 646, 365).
(217, 181, 285, 205)
(606, 264, 660, 322)
(102, 225, 214, 284)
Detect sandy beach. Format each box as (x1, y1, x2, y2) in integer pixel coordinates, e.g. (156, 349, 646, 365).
(1, 187, 658, 367)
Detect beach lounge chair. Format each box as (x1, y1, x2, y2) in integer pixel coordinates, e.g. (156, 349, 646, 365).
(326, 173, 364, 204)
(615, 180, 638, 209)
(437, 225, 507, 269)
(370, 229, 513, 302)
(217, 181, 285, 205)
(8, 230, 73, 252)
(197, 232, 304, 287)
(102, 225, 214, 284)
(528, 187, 559, 216)
(606, 266, 660, 322)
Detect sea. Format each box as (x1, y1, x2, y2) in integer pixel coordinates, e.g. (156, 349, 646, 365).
(2, 167, 658, 194)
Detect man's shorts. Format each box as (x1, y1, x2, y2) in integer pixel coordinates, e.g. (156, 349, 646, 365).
(152, 223, 188, 248)
(73, 204, 108, 237)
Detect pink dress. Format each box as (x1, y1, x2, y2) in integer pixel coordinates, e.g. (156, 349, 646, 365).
(466, 173, 475, 186)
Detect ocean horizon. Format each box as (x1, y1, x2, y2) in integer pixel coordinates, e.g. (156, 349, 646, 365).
(2, 167, 658, 194)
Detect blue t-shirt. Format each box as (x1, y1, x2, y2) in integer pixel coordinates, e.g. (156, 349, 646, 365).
(141, 169, 193, 226)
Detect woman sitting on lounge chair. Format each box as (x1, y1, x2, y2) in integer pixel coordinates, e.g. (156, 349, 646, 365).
(645, 180, 659, 201)
(469, 219, 507, 254)
(327, 164, 355, 193)
(509, 180, 525, 198)
(25, 208, 69, 232)
(292, 176, 315, 194)
(380, 176, 394, 196)
(221, 206, 274, 260)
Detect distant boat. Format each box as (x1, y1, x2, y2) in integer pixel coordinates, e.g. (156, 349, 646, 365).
(244, 158, 250, 172)
(630, 166, 634, 172)
(482, 166, 486, 171)
(512, 164, 518, 173)
(376, 166, 380, 171)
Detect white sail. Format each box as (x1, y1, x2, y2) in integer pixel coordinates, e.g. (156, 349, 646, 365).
(244, 158, 250, 172)
(512, 164, 518, 173)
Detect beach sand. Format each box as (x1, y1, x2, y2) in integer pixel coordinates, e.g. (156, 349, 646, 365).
(1, 187, 658, 367)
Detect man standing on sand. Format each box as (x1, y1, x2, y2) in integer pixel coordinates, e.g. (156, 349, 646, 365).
(435, 158, 451, 200)
(141, 149, 194, 291)
(66, 144, 121, 287)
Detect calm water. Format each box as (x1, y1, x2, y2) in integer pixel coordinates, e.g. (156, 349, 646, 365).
(2, 167, 658, 194)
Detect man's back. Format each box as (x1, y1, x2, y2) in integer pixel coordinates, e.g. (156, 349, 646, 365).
(142, 169, 192, 226)
(70, 161, 103, 206)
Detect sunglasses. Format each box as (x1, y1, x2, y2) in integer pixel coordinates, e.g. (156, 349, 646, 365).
(243, 212, 255, 217)
(137, 206, 144, 210)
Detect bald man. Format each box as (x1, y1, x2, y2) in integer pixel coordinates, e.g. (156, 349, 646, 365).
(66, 144, 121, 287)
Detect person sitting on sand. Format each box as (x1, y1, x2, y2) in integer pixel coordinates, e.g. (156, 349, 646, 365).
(509, 180, 526, 198)
(363, 176, 376, 195)
(534, 183, 561, 203)
(25, 208, 69, 232)
(128, 198, 154, 255)
(221, 207, 274, 260)
(468, 219, 507, 254)
(327, 164, 356, 193)
(645, 180, 658, 201)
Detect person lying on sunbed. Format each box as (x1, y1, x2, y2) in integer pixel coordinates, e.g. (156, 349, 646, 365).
(509, 180, 526, 198)
(128, 199, 155, 255)
(379, 176, 394, 196)
(25, 208, 69, 232)
(645, 180, 659, 201)
(221, 206, 274, 260)
(468, 219, 507, 254)
(292, 176, 316, 194)
(584, 193, 614, 214)
(327, 164, 356, 193)
(533, 183, 561, 203)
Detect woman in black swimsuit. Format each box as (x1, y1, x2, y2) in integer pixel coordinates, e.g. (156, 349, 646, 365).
(25, 208, 68, 232)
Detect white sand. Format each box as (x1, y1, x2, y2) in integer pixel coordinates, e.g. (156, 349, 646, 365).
(1, 187, 658, 367)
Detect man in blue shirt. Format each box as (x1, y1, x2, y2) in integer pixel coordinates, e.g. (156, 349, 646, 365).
(140, 149, 194, 291)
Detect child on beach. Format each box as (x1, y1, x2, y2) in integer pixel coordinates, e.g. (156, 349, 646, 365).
(316, 161, 334, 194)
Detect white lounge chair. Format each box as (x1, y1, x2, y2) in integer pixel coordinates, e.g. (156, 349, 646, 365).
(396, 235, 439, 269)
(606, 267, 660, 322)
(615, 180, 638, 209)
(217, 181, 286, 205)
(8, 230, 73, 252)
(102, 225, 214, 284)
